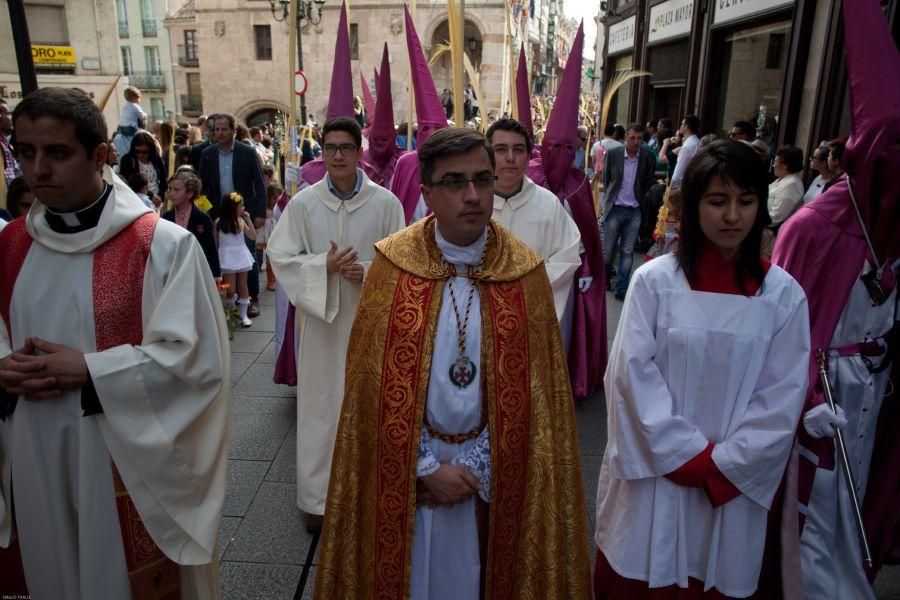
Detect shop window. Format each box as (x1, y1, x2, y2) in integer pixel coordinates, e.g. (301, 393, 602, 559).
(610, 54, 633, 125)
(648, 40, 690, 85)
(713, 21, 791, 140)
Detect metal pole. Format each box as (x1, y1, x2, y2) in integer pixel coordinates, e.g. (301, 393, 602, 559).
(7, 0, 38, 96)
(815, 349, 874, 569)
(297, 5, 307, 126)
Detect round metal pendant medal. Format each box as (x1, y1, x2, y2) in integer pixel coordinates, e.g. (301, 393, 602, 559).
(449, 355, 477, 388)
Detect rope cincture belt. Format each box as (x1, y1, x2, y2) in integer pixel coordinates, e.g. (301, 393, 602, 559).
(423, 413, 487, 444)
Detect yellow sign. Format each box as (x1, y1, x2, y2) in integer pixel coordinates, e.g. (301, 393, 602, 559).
(31, 45, 76, 66)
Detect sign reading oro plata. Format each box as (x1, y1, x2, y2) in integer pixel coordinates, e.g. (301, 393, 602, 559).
(31, 45, 76, 66)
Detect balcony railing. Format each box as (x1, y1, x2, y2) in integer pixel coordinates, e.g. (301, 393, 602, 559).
(129, 71, 166, 91)
(177, 44, 199, 67)
(118, 21, 129, 37)
(142, 18, 158, 37)
(180, 94, 203, 116)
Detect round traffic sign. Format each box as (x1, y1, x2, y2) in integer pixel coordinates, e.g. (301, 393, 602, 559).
(295, 70, 308, 96)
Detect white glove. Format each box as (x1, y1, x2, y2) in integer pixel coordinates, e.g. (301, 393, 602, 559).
(284, 162, 301, 186)
(803, 403, 848, 439)
(578, 276, 593, 293)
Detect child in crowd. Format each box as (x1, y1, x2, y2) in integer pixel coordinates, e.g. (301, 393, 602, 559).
(113, 86, 147, 159)
(126, 172, 158, 210)
(258, 183, 281, 291)
(216, 192, 257, 327)
(162, 170, 220, 279)
(646, 186, 681, 259)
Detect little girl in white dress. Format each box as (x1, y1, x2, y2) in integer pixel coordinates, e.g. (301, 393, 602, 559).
(216, 192, 257, 326)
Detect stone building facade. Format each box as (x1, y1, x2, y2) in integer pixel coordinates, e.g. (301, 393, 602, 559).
(181, 0, 526, 126)
(0, 0, 129, 128)
(115, 0, 178, 121)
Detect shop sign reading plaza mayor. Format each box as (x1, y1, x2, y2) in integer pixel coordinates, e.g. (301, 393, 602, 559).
(649, 0, 694, 44)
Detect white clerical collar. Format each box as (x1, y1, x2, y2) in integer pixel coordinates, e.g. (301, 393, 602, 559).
(493, 177, 531, 212)
(435, 223, 488, 268)
(44, 182, 111, 232)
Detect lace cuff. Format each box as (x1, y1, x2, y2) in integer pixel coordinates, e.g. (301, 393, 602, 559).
(452, 427, 491, 502)
(417, 427, 440, 478)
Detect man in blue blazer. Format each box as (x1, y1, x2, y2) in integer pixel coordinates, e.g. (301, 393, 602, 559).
(200, 113, 267, 315)
(601, 122, 657, 300)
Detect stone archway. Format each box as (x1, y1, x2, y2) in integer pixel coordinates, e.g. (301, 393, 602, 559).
(236, 100, 289, 127)
(427, 19, 484, 108)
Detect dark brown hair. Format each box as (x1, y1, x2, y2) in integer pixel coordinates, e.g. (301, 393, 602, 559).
(418, 127, 495, 185)
(322, 116, 362, 148)
(217, 192, 245, 234)
(486, 118, 532, 154)
(675, 139, 771, 295)
(13, 87, 107, 156)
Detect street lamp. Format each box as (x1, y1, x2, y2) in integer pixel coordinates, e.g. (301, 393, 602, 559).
(269, 0, 325, 125)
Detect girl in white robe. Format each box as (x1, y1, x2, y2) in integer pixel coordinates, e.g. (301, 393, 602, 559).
(594, 139, 811, 598)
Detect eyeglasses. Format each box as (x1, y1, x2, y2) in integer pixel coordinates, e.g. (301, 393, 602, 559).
(133, 149, 149, 156)
(580, 137, 589, 142)
(323, 144, 358, 156)
(428, 175, 497, 192)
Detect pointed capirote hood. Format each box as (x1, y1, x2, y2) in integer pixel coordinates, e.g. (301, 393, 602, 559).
(541, 21, 583, 150)
(361, 71, 376, 126)
(404, 4, 447, 146)
(841, 0, 900, 262)
(516, 43, 533, 138)
(367, 43, 397, 165)
(371, 43, 395, 138)
(540, 21, 584, 190)
(326, 1, 354, 120)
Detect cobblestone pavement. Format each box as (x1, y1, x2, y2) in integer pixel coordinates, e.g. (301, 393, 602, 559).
(220, 286, 900, 599)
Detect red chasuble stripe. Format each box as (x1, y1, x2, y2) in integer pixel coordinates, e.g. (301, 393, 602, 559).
(93, 213, 181, 600)
(485, 281, 531, 599)
(0, 218, 32, 339)
(374, 271, 437, 599)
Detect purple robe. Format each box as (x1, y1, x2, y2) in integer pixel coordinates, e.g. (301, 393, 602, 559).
(768, 180, 898, 595)
(362, 147, 405, 190)
(527, 160, 607, 400)
(389, 151, 423, 224)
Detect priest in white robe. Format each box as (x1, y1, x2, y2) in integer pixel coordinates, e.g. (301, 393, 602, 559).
(486, 118, 581, 339)
(0, 87, 228, 600)
(266, 116, 404, 529)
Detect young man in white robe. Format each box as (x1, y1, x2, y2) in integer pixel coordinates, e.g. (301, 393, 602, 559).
(0, 87, 228, 599)
(486, 118, 581, 346)
(595, 140, 810, 598)
(266, 116, 405, 531)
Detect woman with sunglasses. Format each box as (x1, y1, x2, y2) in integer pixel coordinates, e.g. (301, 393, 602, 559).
(117, 131, 166, 200)
(594, 139, 810, 598)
